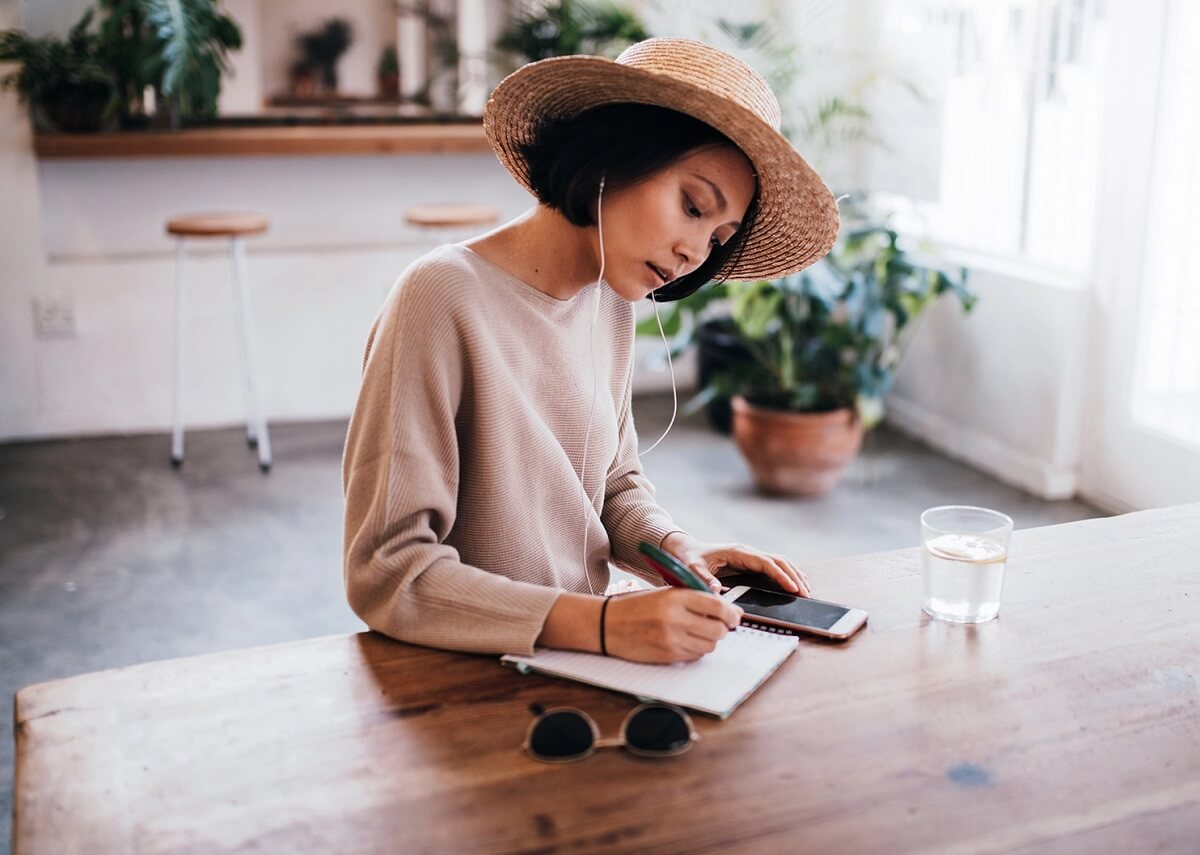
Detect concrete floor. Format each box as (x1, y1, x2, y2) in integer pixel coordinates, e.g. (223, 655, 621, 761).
(0, 395, 1103, 849)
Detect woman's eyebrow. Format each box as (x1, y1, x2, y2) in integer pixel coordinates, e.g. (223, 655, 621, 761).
(692, 172, 742, 229)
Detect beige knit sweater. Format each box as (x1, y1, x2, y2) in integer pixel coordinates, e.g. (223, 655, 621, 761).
(342, 244, 679, 656)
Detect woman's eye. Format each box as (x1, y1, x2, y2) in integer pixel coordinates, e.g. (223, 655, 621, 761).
(685, 196, 702, 218)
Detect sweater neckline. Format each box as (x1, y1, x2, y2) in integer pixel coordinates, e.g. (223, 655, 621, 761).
(450, 243, 603, 310)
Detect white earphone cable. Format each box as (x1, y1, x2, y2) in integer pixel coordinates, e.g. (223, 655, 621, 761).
(636, 296, 677, 456)
(578, 175, 606, 595)
(578, 174, 679, 595)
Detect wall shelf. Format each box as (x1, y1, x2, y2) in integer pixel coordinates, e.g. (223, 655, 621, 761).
(33, 123, 490, 159)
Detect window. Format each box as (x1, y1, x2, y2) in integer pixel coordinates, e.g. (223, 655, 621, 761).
(869, 0, 1110, 273)
(1130, 0, 1200, 449)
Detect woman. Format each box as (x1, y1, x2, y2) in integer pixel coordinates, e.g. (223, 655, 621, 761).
(342, 38, 839, 664)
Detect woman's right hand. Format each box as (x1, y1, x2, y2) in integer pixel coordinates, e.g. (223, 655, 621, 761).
(604, 588, 743, 663)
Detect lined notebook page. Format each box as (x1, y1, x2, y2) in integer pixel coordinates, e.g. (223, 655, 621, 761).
(502, 627, 798, 718)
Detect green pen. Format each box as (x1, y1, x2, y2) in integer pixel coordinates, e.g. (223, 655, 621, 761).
(637, 541, 713, 592)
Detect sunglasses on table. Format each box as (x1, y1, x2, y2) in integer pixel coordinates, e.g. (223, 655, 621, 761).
(523, 702, 699, 763)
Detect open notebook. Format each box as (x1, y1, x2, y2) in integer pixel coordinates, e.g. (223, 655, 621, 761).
(501, 626, 798, 719)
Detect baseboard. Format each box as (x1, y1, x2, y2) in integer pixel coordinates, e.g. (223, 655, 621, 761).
(885, 395, 1080, 500)
(1074, 485, 1139, 516)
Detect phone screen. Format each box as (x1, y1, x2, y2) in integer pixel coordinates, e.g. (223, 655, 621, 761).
(734, 587, 851, 630)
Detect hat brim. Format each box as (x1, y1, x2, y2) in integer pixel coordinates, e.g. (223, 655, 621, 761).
(483, 55, 840, 282)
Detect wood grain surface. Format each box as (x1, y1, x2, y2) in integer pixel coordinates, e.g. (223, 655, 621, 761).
(12, 504, 1200, 854)
(32, 124, 490, 159)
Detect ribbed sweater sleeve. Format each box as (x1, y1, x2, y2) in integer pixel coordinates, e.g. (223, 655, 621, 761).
(342, 259, 561, 656)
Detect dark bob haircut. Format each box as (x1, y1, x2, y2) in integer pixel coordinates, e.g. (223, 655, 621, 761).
(517, 103, 761, 302)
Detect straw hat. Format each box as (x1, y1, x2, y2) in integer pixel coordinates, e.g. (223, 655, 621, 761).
(483, 37, 840, 282)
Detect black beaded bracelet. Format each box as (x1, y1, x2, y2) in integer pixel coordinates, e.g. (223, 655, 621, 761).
(599, 596, 612, 656)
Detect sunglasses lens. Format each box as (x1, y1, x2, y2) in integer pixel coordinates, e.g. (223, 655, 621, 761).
(625, 705, 692, 755)
(528, 711, 594, 760)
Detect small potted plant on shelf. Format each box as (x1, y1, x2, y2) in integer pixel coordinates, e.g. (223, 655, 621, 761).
(700, 220, 975, 496)
(0, 9, 117, 132)
(377, 45, 400, 99)
(290, 18, 353, 97)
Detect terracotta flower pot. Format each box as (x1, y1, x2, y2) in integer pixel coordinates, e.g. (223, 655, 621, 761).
(731, 396, 864, 496)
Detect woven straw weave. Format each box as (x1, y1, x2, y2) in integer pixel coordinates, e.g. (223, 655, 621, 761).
(483, 38, 840, 281)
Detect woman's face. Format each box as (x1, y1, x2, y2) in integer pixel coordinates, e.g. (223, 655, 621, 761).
(597, 143, 756, 302)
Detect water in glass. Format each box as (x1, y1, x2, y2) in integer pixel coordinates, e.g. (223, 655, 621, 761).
(921, 533, 1007, 623)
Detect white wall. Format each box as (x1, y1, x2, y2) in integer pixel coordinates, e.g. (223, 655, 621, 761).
(636, 0, 869, 193)
(886, 256, 1090, 501)
(1, 130, 685, 442)
(0, 146, 463, 439)
(219, 0, 265, 113)
(259, 0, 394, 101)
(0, 0, 682, 442)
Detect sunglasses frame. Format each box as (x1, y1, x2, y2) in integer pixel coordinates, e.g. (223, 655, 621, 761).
(523, 702, 700, 763)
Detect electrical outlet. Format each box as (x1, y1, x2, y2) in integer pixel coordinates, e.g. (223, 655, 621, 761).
(32, 297, 77, 338)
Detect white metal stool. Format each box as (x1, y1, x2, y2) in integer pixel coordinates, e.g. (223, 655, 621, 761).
(166, 212, 272, 472)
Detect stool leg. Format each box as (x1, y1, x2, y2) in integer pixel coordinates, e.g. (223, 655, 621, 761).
(229, 237, 272, 472)
(171, 238, 187, 468)
(233, 253, 258, 449)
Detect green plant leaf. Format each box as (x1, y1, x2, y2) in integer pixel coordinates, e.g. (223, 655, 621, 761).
(138, 0, 242, 125)
(857, 395, 885, 429)
(682, 382, 724, 417)
(790, 383, 821, 410)
(635, 303, 683, 338)
(731, 282, 783, 339)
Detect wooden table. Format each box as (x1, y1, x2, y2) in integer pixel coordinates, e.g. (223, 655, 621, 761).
(13, 505, 1200, 854)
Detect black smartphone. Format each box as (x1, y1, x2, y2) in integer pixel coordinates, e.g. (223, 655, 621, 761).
(721, 585, 868, 640)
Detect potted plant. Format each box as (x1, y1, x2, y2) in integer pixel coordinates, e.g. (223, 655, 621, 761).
(290, 17, 353, 97)
(96, 0, 156, 127)
(98, 0, 242, 128)
(0, 9, 117, 132)
(633, 278, 746, 432)
(494, 0, 649, 68)
(705, 222, 974, 495)
(377, 45, 400, 99)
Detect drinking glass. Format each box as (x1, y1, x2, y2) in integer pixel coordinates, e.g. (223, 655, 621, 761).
(921, 505, 1014, 623)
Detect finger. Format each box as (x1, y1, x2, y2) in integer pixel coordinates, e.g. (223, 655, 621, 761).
(684, 618, 728, 644)
(677, 642, 711, 662)
(787, 560, 813, 596)
(680, 633, 720, 658)
(791, 564, 813, 597)
(736, 550, 799, 593)
(774, 555, 810, 596)
(683, 558, 722, 592)
(682, 592, 742, 628)
(781, 555, 809, 583)
(767, 555, 803, 592)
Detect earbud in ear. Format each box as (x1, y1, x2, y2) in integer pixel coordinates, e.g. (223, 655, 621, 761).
(593, 172, 606, 325)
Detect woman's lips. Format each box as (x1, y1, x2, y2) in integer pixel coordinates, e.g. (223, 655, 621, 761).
(647, 262, 670, 285)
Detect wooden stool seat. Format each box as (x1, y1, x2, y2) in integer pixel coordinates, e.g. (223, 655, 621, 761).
(166, 212, 270, 238)
(404, 204, 500, 228)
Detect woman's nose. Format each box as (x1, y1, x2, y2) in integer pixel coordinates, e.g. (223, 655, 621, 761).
(675, 238, 706, 273)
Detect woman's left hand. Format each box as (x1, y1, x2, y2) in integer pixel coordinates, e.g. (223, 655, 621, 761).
(660, 532, 811, 597)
